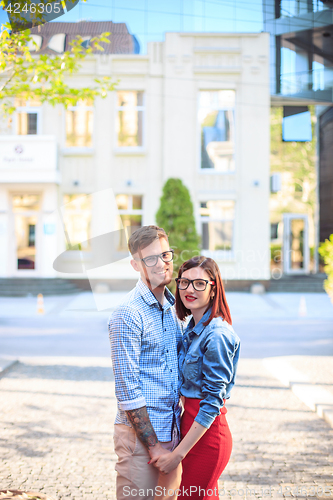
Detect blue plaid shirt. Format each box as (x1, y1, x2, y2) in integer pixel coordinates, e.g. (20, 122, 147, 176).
(108, 279, 182, 442)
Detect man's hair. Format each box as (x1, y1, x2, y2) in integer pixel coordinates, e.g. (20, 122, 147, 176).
(128, 225, 168, 255)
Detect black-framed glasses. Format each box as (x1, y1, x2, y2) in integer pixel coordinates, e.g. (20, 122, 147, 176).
(175, 278, 215, 291)
(138, 250, 174, 267)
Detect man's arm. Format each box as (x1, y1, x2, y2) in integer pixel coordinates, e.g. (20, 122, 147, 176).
(126, 407, 170, 460)
(109, 308, 169, 461)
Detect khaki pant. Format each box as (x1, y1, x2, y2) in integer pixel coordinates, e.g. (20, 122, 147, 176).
(114, 424, 182, 500)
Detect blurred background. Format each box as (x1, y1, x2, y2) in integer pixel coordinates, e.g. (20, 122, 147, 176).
(0, 0, 333, 328)
(0, 0, 332, 297)
(1, 5, 333, 498)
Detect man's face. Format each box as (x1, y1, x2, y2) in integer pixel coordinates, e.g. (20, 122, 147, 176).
(131, 237, 173, 290)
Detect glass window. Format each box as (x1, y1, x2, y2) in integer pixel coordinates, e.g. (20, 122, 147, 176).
(15, 100, 41, 135)
(62, 194, 92, 251)
(116, 194, 143, 251)
(65, 100, 93, 148)
(17, 112, 38, 135)
(12, 194, 41, 212)
(199, 90, 235, 172)
(271, 223, 279, 240)
(280, 0, 326, 17)
(200, 200, 235, 251)
(116, 91, 144, 147)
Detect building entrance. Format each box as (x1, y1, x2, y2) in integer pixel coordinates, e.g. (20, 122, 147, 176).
(12, 194, 41, 274)
(283, 213, 310, 275)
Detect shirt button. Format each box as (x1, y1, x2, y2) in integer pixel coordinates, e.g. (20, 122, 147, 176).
(170, 369, 172, 372)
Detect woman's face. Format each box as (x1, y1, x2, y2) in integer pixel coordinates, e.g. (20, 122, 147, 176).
(178, 267, 214, 319)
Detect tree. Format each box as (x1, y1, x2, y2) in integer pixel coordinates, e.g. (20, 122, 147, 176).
(0, 21, 117, 116)
(270, 106, 316, 216)
(156, 178, 200, 288)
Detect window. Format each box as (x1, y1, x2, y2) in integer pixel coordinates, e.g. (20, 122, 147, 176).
(15, 99, 41, 135)
(116, 91, 144, 148)
(200, 200, 235, 252)
(199, 91, 235, 172)
(27, 34, 42, 52)
(65, 100, 93, 148)
(47, 33, 66, 53)
(116, 194, 143, 251)
(271, 223, 279, 240)
(62, 195, 92, 251)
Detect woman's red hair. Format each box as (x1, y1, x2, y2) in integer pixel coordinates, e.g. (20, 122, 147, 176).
(175, 256, 232, 326)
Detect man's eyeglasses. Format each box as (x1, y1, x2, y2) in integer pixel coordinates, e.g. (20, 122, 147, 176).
(175, 278, 215, 292)
(138, 250, 174, 267)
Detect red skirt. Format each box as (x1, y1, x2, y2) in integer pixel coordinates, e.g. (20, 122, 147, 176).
(178, 398, 232, 500)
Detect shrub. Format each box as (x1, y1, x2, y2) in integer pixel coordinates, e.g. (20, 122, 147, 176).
(318, 234, 333, 300)
(270, 243, 282, 263)
(156, 178, 200, 290)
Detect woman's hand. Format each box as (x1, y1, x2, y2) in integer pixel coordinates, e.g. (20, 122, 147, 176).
(150, 449, 183, 475)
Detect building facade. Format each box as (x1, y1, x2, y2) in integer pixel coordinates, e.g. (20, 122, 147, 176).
(0, 25, 271, 283)
(263, 1, 333, 275)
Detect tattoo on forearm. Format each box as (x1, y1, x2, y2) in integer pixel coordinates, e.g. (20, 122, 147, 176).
(126, 407, 159, 449)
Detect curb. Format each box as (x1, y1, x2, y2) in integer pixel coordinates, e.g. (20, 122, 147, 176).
(0, 359, 19, 378)
(262, 357, 333, 428)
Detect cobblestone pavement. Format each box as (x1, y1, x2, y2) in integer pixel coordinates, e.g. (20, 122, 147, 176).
(1, 357, 333, 500)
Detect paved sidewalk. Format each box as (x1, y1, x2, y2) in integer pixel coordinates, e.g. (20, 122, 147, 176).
(1, 357, 333, 500)
(263, 356, 333, 428)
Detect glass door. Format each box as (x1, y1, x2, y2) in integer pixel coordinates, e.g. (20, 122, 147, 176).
(283, 214, 310, 274)
(14, 214, 37, 270)
(12, 194, 40, 274)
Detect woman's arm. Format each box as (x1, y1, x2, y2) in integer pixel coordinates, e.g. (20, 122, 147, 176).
(150, 420, 207, 474)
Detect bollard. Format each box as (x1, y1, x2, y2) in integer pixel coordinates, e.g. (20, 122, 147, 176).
(37, 293, 45, 315)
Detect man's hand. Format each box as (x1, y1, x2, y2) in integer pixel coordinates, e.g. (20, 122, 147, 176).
(149, 449, 183, 475)
(148, 441, 170, 461)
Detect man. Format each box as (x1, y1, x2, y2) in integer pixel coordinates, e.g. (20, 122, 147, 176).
(108, 225, 182, 500)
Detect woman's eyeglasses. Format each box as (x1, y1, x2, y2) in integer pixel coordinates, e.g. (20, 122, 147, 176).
(175, 278, 215, 291)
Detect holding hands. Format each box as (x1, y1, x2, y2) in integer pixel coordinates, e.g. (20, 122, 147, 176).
(149, 448, 183, 475)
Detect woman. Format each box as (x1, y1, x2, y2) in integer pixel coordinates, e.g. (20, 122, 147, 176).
(151, 256, 240, 499)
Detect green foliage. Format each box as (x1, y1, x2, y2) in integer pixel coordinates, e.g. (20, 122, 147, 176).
(270, 243, 282, 263)
(318, 235, 333, 299)
(0, 22, 117, 115)
(270, 107, 316, 214)
(156, 178, 200, 287)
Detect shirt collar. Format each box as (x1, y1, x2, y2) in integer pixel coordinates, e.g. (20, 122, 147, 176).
(136, 278, 175, 308)
(187, 307, 212, 336)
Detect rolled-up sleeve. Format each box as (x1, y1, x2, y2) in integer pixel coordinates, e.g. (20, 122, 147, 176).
(194, 328, 238, 429)
(108, 306, 146, 411)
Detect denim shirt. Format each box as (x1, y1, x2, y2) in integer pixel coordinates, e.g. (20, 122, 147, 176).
(179, 308, 240, 429)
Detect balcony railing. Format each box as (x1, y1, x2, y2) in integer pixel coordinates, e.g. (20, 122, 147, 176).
(280, 67, 333, 96)
(280, 0, 330, 18)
